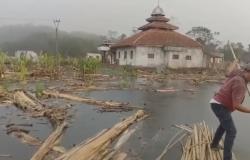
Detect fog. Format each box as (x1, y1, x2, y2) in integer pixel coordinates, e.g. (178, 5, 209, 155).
(0, 0, 250, 44)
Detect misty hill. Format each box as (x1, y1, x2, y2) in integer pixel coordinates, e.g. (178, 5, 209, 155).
(0, 24, 104, 56)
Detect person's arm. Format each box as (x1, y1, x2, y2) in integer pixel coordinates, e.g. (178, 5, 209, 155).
(232, 79, 247, 112)
(236, 105, 250, 113)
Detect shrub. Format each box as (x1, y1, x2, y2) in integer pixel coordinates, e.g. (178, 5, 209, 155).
(0, 52, 6, 78)
(78, 58, 101, 79)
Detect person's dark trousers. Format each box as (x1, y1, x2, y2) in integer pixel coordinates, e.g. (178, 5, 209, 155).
(210, 103, 237, 160)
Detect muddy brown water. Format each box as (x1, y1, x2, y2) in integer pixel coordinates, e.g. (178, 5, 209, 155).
(0, 80, 250, 160)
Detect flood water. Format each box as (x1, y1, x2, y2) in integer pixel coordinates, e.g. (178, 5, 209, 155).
(1, 80, 250, 160)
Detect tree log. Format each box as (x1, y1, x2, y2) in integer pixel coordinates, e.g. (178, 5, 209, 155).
(56, 110, 147, 160)
(13, 91, 67, 127)
(31, 122, 68, 160)
(42, 90, 134, 112)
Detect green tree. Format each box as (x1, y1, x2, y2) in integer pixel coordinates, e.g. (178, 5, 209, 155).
(186, 26, 220, 53)
(187, 26, 219, 45)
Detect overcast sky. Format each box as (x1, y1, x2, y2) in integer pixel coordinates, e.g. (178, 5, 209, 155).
(0, 0, 250, 45)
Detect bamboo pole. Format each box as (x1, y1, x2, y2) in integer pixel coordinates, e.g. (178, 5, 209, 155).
(199, 123, 206, 160)
(194, 125, 200, 159)
(56, 110, 147, 160)
(156, 130, 185, 160)
(112, 152, 127, 160)
(42, 90, 136, 112)
(179, 122, 237, 160)
(103, 128, 136, 160)
(31, 122, 68, 160)
(228, 41, 250, 96)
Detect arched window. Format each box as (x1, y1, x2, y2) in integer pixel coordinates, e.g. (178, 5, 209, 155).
(130, 51, 133, 59)
(124, 51, 127, 59)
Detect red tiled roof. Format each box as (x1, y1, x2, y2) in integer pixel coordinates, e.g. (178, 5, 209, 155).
(139, 21, 178, 31)
(111, 29, 202, 49)
(146, 16, 169, 22)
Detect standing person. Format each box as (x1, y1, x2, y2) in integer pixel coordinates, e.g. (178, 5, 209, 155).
(210, 62, 250, 160)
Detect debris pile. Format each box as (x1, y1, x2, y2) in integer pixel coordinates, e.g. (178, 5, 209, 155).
(175, 122, 237, 160)
(7, 125, 42, 146)
(13, 91, 68, 127)
(56, 110, 147, 160)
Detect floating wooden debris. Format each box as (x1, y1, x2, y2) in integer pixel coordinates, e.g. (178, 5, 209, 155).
(0, 86, 9, 100)
(6, 123, 33, 128)
(103, 128, 136, 160)
(0, 154, 11, 158)
(13, 91, 47, 118)
(6, 126, 29, 135)
(111, 152, 127, 160)
(173, 122, 237, 160)
(30, 68, 61, 79)
(63, 79, 110, 91)
(13, 91, 68, 127)
(7, 127, 42, 146)
(55, 110, 147, 160)
(6, 125, 66, 158)
(183, 88, 198, 93)
(156, 130, 188, 160)
(205, 80, 223, 84)
(0, 100, 13, 105)
(157, 88, 198, 94)
(42, 90, 136, 112)
(67, 85, 107, 92)
(157, 88, 179, 93)
(0, 92, 5, 98)
(31, 121, 68, 160)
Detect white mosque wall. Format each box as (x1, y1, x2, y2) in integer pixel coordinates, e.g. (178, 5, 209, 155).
(167, 48, 204, 68)
(115, 48, 136, 66)
(134, 47, 164, 67)
(115, 46, 204, 68)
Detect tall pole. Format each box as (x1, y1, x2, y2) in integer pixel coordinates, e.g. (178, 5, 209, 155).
(53, 19, 61, 54)
(228, 41, 250, 96)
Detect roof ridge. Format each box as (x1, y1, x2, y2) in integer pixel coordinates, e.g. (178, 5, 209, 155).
(133, 31, 148, 45)
(173, 31, 202, 47)
(111, 29, 202, 49)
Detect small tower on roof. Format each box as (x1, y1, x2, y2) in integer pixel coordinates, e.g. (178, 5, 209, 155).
(153, 0, 165, 16)
(139, 5, 178, 31)
(152, 5, 165, 16)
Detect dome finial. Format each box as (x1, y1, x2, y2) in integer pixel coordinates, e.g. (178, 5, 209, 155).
(152, 5, 165, 16)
